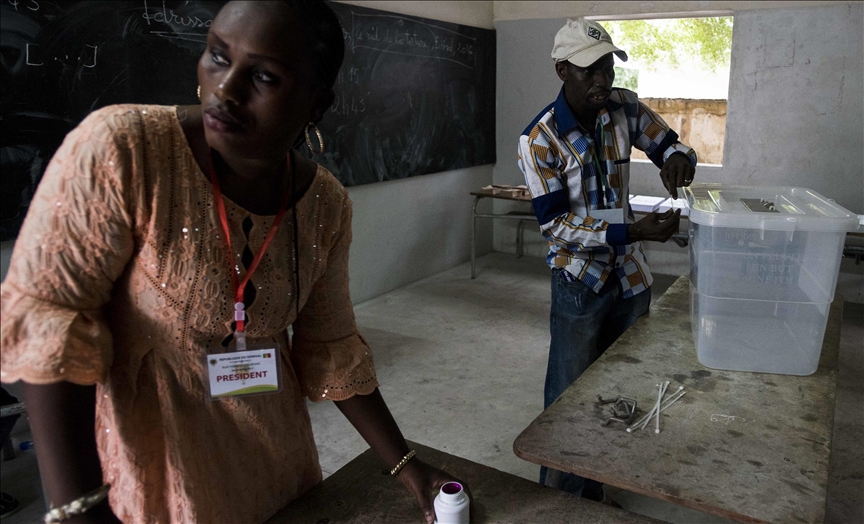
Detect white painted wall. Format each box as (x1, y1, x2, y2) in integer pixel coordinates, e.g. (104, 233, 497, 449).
(347, 166, 493, 302)
(493, 2, 863, 302)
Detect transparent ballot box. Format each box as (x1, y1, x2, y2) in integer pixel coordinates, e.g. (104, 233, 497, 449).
(684, 184, 858, 375)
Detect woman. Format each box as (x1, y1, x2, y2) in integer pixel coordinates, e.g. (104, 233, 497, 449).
(0, 1, 463, 522)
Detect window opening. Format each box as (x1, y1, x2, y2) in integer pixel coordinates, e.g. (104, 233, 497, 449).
(600, 16, 733, 166)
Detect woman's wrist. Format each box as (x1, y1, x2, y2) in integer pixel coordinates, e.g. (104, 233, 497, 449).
(393, 455, 425, 483)
(44, 484, 112, 524)
(390, 449, 417, 476)
(63, 498, 119, 524)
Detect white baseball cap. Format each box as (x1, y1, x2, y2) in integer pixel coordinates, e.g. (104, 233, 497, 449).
(551, 18, 628, 67)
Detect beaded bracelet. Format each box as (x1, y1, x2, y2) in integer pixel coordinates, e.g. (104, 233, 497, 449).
(44, 484, 111, 523)
(390, 449, 417, 476)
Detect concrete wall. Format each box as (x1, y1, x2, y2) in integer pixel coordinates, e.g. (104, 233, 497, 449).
(722, 4, 863, 213)
(346, 166, 493, 302)
(493, 2, 863, 302)
(493, 1, 853, 21)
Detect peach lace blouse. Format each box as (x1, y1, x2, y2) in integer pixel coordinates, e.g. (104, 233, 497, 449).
(0, 105, 378, 523)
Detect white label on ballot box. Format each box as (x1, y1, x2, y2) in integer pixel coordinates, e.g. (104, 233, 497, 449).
(589, 208, 625, 224)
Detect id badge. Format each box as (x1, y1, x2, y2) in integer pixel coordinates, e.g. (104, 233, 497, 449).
(590, 208, 625, 224)
(204, 343, 282, 400)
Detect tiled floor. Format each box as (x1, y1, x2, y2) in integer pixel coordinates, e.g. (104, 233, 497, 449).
(2, 253, 862, 523)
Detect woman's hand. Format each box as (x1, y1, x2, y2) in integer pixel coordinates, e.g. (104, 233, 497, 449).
(333, 390, 472, 523)
(396, 458, 471, 524)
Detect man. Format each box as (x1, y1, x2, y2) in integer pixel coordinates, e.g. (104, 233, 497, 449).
(517, 18, 697, 501)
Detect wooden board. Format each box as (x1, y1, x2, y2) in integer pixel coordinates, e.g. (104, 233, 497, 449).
(268, 441, 663, 524)
(471, 189, 532, 203)
(513, 276, 842, 524)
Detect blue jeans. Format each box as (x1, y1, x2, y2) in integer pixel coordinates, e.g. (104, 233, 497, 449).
(539, 269, 651, 499)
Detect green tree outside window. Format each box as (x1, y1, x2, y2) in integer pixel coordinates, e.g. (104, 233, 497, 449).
(605, 17, 733, 73)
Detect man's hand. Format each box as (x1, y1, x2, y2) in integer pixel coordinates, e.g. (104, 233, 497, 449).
(659, 154, 695, 199)
(396, 459, 472, 523)
(628, 209, 681, 243)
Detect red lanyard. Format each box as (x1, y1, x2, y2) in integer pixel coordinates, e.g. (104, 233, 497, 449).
(208, 151, 291, 334)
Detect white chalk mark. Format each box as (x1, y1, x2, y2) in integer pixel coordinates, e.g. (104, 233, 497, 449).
(149, 31, 208, 43)
(352, 12, 476, 40)
(143, 0, 150, 25)
(83, 45, 98, 68)
(350, 11, 476, 70)
(352, 45, 475, 70)
(25, 43, 43, 66)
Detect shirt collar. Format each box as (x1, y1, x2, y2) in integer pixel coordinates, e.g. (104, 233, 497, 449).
(553, 87, 579, 139)
(553, 86, 612, 138)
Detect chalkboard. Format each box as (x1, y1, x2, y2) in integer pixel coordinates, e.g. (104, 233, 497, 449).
(0, 1, 496, 241)
(322, 3, 496, 186)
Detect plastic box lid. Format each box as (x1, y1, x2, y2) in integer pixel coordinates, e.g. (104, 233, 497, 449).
(683, 183, 859, 232)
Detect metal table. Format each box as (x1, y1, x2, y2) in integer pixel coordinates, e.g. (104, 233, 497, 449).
(470, 189, 534, 279)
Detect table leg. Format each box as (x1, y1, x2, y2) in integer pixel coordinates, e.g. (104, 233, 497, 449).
(517, 220, 526, 258)
(471, 196, 481, 279)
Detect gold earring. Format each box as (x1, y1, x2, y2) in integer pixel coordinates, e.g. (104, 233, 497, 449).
(304, 122, 324, 155)
(197, 85, 201, 100)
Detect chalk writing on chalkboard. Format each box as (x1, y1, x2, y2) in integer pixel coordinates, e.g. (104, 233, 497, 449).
(23, 42, 98, 67)
(142, 0, 213, 41)
(316, 2, 495, 187)
(1, 0, 220, 241)
(348, 13, 476, 69)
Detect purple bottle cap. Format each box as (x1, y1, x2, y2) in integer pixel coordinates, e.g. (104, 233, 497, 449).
(441, 482, 462, 495)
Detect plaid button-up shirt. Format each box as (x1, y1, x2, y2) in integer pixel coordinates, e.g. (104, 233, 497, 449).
(518, 87, 697, 297)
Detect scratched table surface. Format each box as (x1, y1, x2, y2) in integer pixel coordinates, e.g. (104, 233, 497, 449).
(268, 441, 663, 524)
(514, 276, 843, 524)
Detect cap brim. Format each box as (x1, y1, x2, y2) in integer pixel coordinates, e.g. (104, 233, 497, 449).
(564, 43, 628, 67)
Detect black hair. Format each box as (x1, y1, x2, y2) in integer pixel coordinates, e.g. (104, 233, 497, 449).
(278, 0, 345, 89)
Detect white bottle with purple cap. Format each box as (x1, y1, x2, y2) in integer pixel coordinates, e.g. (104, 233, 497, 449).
(434, 482, 470, 524)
